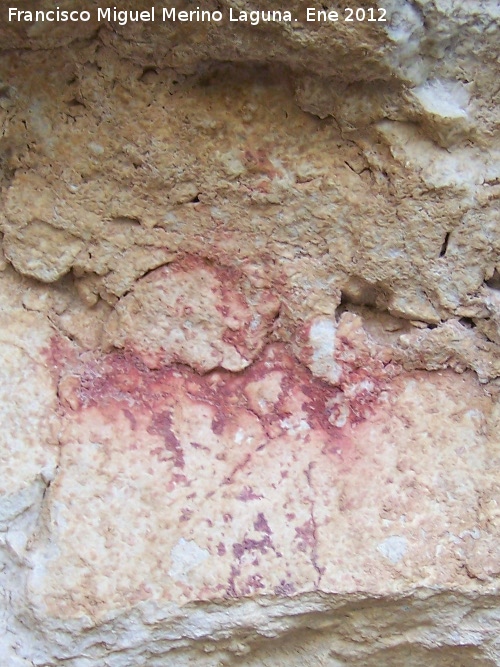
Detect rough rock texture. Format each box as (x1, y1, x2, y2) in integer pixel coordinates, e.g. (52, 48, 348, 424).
(103, 257, 281, 372)
(0, 1, 499, 665)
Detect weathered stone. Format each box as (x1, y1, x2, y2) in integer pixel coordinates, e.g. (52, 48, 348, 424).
(103, 257, 280, 372)
(0, 1, 499, 664)
(4, 220, 85, 282)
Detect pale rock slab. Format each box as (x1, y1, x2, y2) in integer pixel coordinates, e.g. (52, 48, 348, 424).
(14, 337, 500, 666)
(3, 220, 85, 283)
(0, 307, 60, 666)
(0, 311, 60, 533)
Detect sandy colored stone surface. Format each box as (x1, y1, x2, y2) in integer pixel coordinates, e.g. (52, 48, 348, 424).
(103, 257, 280, 372)
(0, 311, 59, 531)
(36, 350, 500, 604)
(0, 1, 499, 665)
(9, 329, 500, 666)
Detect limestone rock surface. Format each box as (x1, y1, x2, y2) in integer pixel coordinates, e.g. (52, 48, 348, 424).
(0, 1, 499, 665)
(103, 257, 280, 372)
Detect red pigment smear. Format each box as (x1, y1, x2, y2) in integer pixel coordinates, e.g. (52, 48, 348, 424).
(237, 486, 263, 502)
(147, 410, 184, 468)
(254, 513, 272, 534)
(294, 519, 316, 553)
(274, 580, 296, 596)
(50, 336, 395, 470)
(42, 335, 78, 382)
(243, 148, 282, 179)
(125, 255, 279, 371)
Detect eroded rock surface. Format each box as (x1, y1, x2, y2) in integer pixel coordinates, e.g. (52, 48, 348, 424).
(103, 257, 280, 372)
(0, 1, 499, 665)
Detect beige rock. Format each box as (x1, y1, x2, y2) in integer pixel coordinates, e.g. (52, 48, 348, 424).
(0, 304, 61, 666)
(0, 0, 499, 664)
(20, 344, 500, 665)
(103, 257, 280, 372)
(0, 312, 59, 532)
(3, 220, 84, 283)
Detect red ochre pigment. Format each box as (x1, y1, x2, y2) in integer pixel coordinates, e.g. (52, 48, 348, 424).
(53, 335, 400, 471)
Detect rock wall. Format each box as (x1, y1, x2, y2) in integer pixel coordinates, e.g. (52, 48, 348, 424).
(0, 2, 499, 665)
